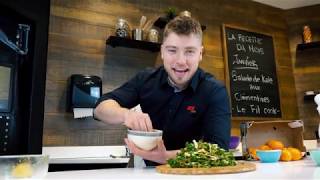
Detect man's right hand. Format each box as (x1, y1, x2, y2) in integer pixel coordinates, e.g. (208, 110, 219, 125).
(123, 110, 153, 131)
(94, 99, 153, 131)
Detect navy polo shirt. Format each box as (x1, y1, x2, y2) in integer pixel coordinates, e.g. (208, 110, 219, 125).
(96, 66, 231, 151)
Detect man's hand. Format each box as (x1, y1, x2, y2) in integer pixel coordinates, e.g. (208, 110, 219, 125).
(125, 138, 169, 164)
(94, 100, 153, 131)
(124, 110, 153, 131)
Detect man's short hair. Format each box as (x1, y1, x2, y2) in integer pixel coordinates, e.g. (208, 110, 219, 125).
(163, 16, 202, 43)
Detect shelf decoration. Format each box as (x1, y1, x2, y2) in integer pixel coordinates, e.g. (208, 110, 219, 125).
(153, 8, 206, 31)
(302, 25, 312, 44)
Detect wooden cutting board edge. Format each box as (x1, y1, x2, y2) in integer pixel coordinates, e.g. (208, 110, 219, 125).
(156, 161, 256, 175)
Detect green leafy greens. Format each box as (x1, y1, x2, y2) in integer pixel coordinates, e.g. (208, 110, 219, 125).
(167, 140, 237, 168)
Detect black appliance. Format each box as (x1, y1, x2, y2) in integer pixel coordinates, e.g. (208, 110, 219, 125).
(67, 74, 102, 112)
(0, 23, 30, 155)
(0, 17, 32, 155)
(0, 1, 50, 155)
(0, 55, 17, 155)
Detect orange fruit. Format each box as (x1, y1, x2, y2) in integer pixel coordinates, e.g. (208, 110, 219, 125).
(258, 145, 272, 150)
(266, 139, 284, 150)
(249, 147, 259, 160)
(280, 148, 292, 161)
(287, 147, 302, 161)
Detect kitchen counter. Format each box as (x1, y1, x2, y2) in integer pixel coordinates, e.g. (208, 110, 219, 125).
(43, 146, 129, 171)
(42, 146, 129, 164)
(45, 157, 319, 179)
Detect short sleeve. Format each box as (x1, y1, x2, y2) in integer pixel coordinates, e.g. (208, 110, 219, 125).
(95, 71, 145, 109)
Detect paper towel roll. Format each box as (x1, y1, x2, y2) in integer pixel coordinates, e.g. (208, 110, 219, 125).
(73, 108, 93, 119)
(315, 94, 320, 115)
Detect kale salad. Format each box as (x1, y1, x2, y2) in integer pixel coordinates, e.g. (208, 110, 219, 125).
(167, 140, 236, 168)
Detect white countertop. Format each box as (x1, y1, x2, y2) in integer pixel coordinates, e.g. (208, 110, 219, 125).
(45, 157, 320, 179)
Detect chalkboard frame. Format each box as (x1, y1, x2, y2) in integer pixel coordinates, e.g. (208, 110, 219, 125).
(222, 24, 283, 120)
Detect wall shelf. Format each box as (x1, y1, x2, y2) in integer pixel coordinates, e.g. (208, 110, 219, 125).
(295, 41, 320, 67)
(304, 90, 319, 101)
(297, 41, 320, 51)
(154, 17, 206, 31)
(106, 36, 161, 52)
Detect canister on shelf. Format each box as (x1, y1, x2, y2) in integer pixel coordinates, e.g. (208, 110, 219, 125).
(132, 29, 143, 40)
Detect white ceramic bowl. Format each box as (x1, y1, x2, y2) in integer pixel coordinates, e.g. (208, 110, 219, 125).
(127, 129, 163, 151)
(0, 154, 49, 179)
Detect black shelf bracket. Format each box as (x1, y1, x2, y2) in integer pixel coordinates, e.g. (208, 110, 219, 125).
(106, 36, 161, 52)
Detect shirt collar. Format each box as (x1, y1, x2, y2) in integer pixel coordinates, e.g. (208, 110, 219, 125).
(160, 66, 169, 87)
(189, 68, 201, 92)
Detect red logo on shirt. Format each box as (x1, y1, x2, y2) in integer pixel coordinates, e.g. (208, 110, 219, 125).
(186, 105, 196, 113)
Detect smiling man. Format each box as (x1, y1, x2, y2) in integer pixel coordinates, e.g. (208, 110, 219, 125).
(94, 16, 231, 166)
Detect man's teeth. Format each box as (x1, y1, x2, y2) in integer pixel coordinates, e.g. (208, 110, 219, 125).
(174, 69, 187, 72)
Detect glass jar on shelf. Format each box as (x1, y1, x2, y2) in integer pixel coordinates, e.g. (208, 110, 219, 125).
(148, 29, 159, 43)
(115, 18, 130, 38)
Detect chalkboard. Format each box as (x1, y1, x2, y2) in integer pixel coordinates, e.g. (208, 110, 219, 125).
(223, 25, 282, 118)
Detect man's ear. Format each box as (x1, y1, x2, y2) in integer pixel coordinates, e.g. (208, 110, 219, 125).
(199, 46, 204, 61)
(160, 45, 164, 60)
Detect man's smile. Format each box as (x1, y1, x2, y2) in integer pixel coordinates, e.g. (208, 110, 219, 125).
(172, 68, 189, 78)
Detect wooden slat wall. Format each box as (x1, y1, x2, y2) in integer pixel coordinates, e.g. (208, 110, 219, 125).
(44, 0, 300, 146)
(285, 5, 320, 139)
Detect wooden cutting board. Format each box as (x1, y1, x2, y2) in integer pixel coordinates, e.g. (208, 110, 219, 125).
(156, 161, 256, 175)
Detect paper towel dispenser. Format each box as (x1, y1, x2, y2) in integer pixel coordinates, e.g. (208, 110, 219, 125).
(67, 74, 102, 113)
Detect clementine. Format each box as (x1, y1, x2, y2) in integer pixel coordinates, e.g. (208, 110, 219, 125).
(266, 139, 284, 150)
(287, 147, 302, 161)
(249, 147, 259, 160)
(258, 145, 272, 150)
(280, 148, 292, 161)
